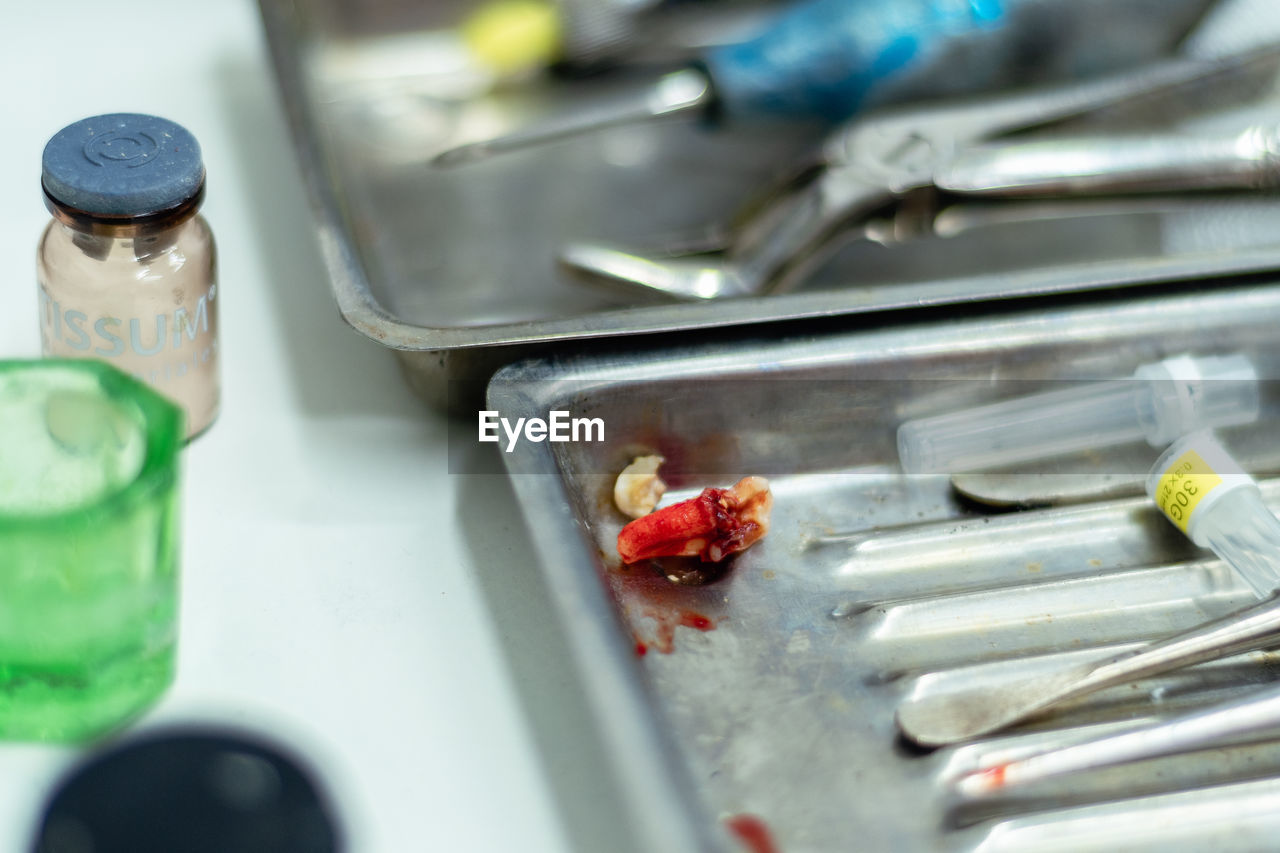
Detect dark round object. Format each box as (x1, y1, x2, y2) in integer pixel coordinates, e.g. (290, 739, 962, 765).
(42, 114, 204, 217)
(31, 728, 342, 853)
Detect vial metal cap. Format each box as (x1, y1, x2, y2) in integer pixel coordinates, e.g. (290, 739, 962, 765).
(42, 113, 204, 217)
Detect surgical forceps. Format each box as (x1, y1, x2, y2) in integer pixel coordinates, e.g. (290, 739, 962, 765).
(561, 47, 1280, 300)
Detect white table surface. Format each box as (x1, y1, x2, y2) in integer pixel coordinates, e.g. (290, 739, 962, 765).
(0, 3, 622, 851)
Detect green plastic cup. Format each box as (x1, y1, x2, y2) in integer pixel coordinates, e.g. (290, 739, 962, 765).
(0, 360, 183, 741)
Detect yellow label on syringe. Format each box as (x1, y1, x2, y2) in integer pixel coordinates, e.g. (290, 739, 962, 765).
(1154, 449, 1223, 533)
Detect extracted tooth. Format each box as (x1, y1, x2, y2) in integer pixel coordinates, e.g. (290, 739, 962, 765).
(614, 455, 668, 519)
(617, 475, 772, 564)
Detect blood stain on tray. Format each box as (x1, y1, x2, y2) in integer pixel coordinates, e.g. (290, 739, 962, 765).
(682, 612, 713, 630)
(606, 565, 717, 654)
(724, 813, 780, 853)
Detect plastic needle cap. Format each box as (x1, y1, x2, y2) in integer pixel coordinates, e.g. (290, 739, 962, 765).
(897, 353, 1258, 475)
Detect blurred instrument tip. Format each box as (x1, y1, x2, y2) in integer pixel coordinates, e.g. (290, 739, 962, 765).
(430, 67, 712, 167)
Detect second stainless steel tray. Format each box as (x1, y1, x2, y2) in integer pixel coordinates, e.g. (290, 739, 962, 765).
(260, 0, 1280, 406)
(490, 279, 1280, 852)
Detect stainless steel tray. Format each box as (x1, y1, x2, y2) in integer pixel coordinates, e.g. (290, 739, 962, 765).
(490, 280, 1280, 852)
(259, 0, 1280, 407)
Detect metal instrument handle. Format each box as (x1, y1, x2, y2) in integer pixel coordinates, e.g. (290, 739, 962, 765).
(936, 127, 1280, 196)
(726, 170, 893, 296)
(1068, 592, 1280, 701)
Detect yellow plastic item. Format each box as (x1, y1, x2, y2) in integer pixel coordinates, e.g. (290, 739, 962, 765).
(463, 0, 562, 75)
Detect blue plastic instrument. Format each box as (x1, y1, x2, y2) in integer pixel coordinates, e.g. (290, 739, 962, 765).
(433, 0, 1219, 166)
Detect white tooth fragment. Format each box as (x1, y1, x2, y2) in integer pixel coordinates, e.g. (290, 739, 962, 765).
(728, 475, 773, 538)
(613, 455, 668, 519)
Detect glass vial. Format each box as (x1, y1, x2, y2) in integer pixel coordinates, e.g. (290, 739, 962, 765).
(37, 113, 219, 440)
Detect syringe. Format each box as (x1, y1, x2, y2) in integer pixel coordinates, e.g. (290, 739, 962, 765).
(897, 353, 1258, 475)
